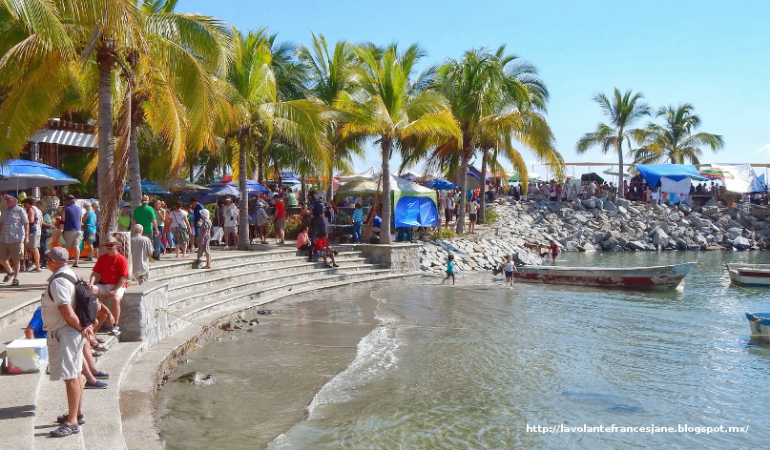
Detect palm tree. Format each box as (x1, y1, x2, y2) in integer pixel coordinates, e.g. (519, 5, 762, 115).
(577, 89, 650, 199)
(298, 33, 366, 198)
(632, 103, 723, 165)
(225, 28, 328, 249)
(427, 47, 560, 233)
(336, 43, 460, 244)
(122, 0, 232, 207)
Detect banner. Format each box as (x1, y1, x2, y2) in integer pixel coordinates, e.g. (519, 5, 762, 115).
(710, 164, 765, 193)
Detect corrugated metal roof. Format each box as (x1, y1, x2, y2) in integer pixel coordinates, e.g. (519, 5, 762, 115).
(28, 129, 97, 148)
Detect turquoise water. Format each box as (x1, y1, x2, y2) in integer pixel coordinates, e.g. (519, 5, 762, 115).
(157, 251, 770, 449)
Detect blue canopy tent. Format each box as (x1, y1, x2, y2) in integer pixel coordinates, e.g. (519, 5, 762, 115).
(124, 180, 170, 195)
(634, 164, 707, 187)
(423, 178, 457, 190)
(394, 197, 439, 227)
(181, 181, 268, 204)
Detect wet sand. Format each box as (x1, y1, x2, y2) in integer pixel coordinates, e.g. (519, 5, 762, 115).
(155, 283, 388, 450)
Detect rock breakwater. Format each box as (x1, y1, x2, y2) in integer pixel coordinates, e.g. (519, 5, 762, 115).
(419, 198, 768, 273)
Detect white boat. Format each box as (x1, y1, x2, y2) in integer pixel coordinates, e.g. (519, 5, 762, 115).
(745, 313, 770, 341)
(726, 263, 770, 286)
(513, 262, 695, 290)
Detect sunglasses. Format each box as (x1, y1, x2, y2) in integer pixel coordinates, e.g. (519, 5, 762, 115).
(105, 244, 117, 248)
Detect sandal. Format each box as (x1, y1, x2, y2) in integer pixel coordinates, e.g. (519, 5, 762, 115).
(2, 274, 10, 282)
(56, 414, 85, 425)
(11, 279, 19, 286)
(50, 423, 80, 437)
(202, 266, 211, 269)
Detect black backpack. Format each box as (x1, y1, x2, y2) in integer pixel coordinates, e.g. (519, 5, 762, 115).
(47, 273, 99, 328)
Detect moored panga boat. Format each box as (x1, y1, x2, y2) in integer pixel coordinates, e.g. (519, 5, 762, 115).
(745, 313, 770, 341)
(726, 263, 770, 287)
(514, 262, 695, 290)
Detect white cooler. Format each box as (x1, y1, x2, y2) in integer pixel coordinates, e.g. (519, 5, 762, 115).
(5, 339, 48, 374)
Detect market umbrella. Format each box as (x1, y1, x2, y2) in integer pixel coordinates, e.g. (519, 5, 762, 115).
(0, 159, 80, 191)
(335, 180, 380, 198)
(581, 172, 605, 184)
(181, 183, 240, 204)
(164, 178, 208, 192)
(602, 168, 632, 178)
(507, 173, 541, 182)
(422, 178, 457, 190)
(399, 170, 420, 181)
(124, 180, 170, 195)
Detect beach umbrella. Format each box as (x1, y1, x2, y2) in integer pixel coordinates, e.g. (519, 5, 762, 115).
(0, 159, 80, 191)
(581, 172, 605, 184)
(399, 170, 420, 181)
(335, 180, 380, 198)
(507, 173, 541, 182)
(124, 180, 170, 195)
(602, 168, 632, 178)
(164, 178, 208, 192)
(422, 178, 457, 190)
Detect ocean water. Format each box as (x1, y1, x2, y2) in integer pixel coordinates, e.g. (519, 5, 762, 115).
(156, 251, 770, 449)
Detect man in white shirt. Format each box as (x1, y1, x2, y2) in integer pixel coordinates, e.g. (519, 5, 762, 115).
(130, 224, 153, 284)
(221, 197, 239, 250)
(0, 194, 29, 286)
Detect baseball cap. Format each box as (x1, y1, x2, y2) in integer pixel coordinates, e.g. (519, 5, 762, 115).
(46, 247, 69, 264)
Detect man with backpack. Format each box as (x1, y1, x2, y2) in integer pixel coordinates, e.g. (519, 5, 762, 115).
(88, 236, 129, 336)
(41, 247, 96, 437)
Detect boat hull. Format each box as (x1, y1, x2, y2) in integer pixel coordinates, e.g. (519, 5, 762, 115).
(726, 263, 770, 287)
(746, 313, 770, 341)
(513, 262, 695, 290)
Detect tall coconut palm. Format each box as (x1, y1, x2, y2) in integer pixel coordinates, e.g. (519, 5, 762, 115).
(0, 0, 146, 241)
(225, 28, 328, 249)
(298, 33, 366, 198)
(427, 46, 560, 233)
(632, 103, 723, 165)
(336, 43, 460, 244)
(577, 89, 650, 198)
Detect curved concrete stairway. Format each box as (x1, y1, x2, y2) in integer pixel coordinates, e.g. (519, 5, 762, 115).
(0, 246, 418, 450)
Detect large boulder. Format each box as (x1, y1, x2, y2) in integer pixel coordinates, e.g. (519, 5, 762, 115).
(615, 198, 630, 209)
(733, 236, 751, 250)
(578, 242, 597, 252)
(725, 227, 744, 240)
(602, 237, 620, 250)
(669, 212, 681, 222)
(628, 240, 648, 251)
(652, 228, 670, 247)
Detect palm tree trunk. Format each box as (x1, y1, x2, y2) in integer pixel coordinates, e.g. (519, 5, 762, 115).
(128, 112, 142, 208)
(97, 51, 117, 243)
(479, 148, 488, 223)
(616, 139, 624, 199)
(380, 138, 392, 244)
(455, 140, 472, 234)
(238, 129, 250, 249)
(257, 146, 264, 183)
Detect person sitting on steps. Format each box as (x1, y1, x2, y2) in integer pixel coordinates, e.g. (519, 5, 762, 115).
(313, 232, 338, 267)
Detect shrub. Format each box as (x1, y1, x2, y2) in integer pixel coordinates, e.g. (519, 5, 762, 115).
(483, 205, 499, 224)
(427, 228, 457, 239)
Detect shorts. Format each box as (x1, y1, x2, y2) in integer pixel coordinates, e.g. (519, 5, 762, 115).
(444, 209, 452, 222)
(224, 226, 237, 235)
(63, 230, 83, 249)
(27, 231, 41, 250)
(505, 271, 514, 278)
(94, 283, 126, 302)
(48, 326, 85, 381)
(275, 217, 285, 229)
(469, 214, 477, 222)
(0, 241, 24, 261)
(172, 227, 189, 245)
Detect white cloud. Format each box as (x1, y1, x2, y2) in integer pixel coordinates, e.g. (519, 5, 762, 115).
(755, 144, 770, 155)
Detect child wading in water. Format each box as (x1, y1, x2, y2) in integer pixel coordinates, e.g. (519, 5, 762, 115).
(500, 254, 518, 287)
(443, 254, 455, 285)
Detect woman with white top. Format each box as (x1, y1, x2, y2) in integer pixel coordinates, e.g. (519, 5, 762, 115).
(169, 202, 192, 257)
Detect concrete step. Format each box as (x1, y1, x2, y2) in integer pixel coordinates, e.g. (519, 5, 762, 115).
(157, 251, 368, 288)
(167, 264, 382, 310)
(149, 248, 299, 277)
(166, 269, 393, 334)
(166, 257, 372, 297)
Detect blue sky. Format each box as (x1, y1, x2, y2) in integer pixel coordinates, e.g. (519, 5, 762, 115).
(181, 0, 770, 179)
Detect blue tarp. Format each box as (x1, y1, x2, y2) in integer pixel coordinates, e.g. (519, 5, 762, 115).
(634, 164, 707, 187)
(394, 197, 438, 228)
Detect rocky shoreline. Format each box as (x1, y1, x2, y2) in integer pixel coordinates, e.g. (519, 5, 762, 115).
(419, 197, 768, 274)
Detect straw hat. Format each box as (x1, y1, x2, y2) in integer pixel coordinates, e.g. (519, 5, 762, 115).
(101, 236, 122, 247)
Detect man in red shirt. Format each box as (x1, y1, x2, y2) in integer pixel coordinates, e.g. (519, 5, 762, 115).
(273, 193, 286, 245)
(313, 232, 338, 267)
(88, 236, 129, 336)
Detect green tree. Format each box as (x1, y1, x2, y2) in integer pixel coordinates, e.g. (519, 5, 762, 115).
(298, 33, 366, 198)
(577, 88, 650, 199)
(337, 43, 460, 244)
(632, 103, 723, 165)
(429, 47, 560, 233)
(225, 28, 328, 249)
